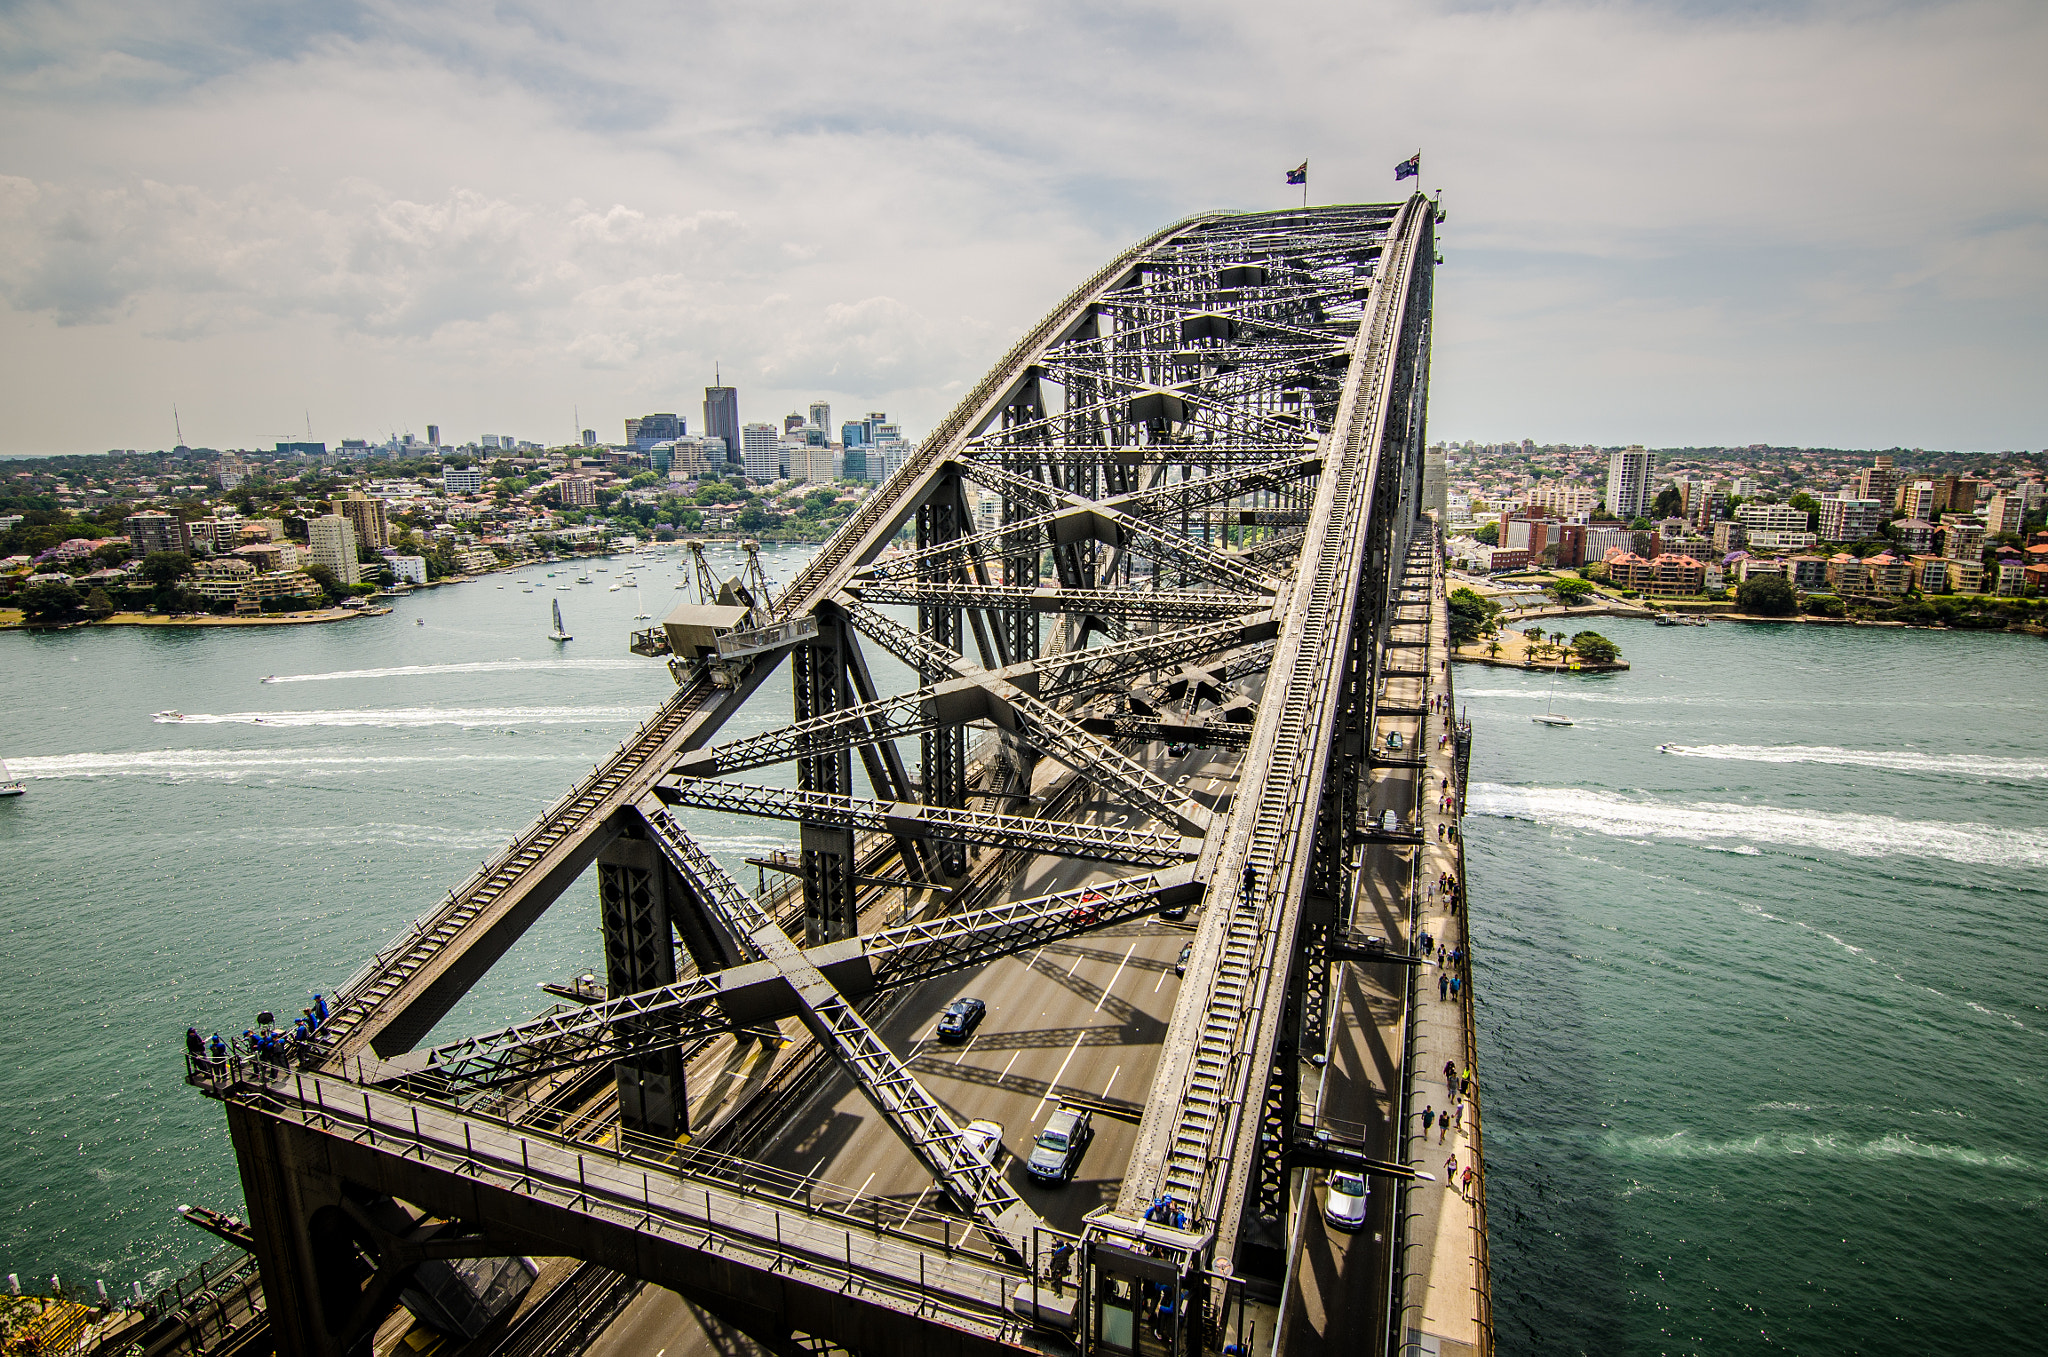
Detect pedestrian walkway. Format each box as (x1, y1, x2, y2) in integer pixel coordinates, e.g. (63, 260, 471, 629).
(1398, 536, 1493, 1357)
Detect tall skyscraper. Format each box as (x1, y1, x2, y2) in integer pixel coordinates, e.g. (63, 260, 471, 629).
(1605, 445, 1653, 521)
(704, 370, 740, 469)
(783, 412, 807, 434)
(426, 424, 440, 448)
(808, 401, 831, 435)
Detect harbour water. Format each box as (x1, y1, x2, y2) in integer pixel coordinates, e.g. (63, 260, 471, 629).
(2, 590, 2042, 1353)
(0, 543, 833, 1295)
(1462, 618, 2046, 1355)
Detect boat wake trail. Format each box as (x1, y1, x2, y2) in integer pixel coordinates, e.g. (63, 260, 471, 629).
(10, 748, 587, 780)
(1662, 744, 2048, 780)
(1467, 783, 2048, 868)
(1606, 1128, 2039, 1173)
(153, 706, 642, 729)
(262, 658, 642, 683)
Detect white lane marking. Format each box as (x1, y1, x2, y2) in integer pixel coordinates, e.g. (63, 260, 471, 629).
(954, 1032, 979, 1065)
(1094, 944, 1135, 1012)
(1032, 1031, 1088, 1121)
(850, 1172, 878, 1206)
(912, 1183, 934, 1216)
(1067, 951, 1084, 976)
(1101, 1065, 1122, 1100)
(1153, 962, 1169, 994)
(1001, 1050, 1021, 1079)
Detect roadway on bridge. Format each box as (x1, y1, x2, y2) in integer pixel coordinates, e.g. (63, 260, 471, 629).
(586, 741, 1246, 1357)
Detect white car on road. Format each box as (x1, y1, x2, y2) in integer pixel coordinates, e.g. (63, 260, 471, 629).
(1324, 1170, 1368, 1231)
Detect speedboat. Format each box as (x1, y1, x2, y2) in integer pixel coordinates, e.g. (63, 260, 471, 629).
(416, 618, 425, 626)
(152, 710, 185, 722)
(260, 675, 277, 684)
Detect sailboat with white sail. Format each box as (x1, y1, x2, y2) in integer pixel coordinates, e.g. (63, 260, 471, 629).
(1531, 673, 1573, 727)
(0, 757, 24, 797)
(548, 598, 573, 644)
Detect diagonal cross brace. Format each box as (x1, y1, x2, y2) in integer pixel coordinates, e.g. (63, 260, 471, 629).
(637, 803, 1047, 1259)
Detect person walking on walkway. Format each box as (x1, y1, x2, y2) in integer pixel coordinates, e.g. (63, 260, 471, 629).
(1439, 972, 1449, 1001)
(1445, 1059, 1458, 1093)
(1438, 1113, 1450, 1146)
(1444, 1153, 1457, 1186)
(1461, 1165, 1476, 1198)
(1422, 1105, 1436, 1134)
(1049, 1240, 1073, 1296)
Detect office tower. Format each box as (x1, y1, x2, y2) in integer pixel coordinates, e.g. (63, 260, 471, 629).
(631, 413, 683, 450)
(809, 401, 831, 435)
(581, 429, 598, 447)
(704, 373, 741, 469)
(426, 424, 440, 448)
(784, 413, 807, 434)
(308, 515, 361, 587)
(841, 420, 867, 448)
(1605, 445, 1653, 520)
(442, 465, 484, 496)
(741, 423, 780, 482)
(338, 490, 389, 551)
(842, 445, 868, 481)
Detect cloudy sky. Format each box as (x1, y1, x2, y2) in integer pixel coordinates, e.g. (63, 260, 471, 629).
(1, 0, 2041, 456)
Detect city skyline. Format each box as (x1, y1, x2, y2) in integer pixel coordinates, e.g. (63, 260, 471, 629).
(2, 1, 2042, 457)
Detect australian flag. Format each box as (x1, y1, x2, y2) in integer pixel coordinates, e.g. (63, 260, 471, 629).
(1286, 161, 1307, 185)
(1395, 153, 1420, 182)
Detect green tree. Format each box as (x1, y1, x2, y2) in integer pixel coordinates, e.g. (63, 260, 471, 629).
(628, 471, 661, 490)
(1548, 577, 1594, 605)
(736, 503, 771, 532)
(1804, 594, 1846, 618)
(1736, 573, 1796, 616)
(83, 585, 116, 619)
(1652, 485, 1683, 518)
(303, 563, 344, 605)
(1569, 630, 1621, 664)
(1787, 492, 1820, 533)
(1472, 522, 1500, 546)
(92, 541, 133, 567)
(21, 579, 82, 620)
(1448, 587, 1500, 647)
(140, 551, 192, 587)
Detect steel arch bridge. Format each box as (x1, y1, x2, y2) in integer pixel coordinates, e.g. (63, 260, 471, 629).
(195, 194, 1447, 1357)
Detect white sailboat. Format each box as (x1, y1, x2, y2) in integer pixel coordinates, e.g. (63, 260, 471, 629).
(1531, 674, 1572, 727)
(633, 581, 650, 621)
(548, 598, 573, 644)
(0, 757, 23, 798)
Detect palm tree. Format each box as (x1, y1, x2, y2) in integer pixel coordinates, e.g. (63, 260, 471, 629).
(1485, 638, 1502, 658)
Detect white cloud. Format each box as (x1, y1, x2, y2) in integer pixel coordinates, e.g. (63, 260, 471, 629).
(0, 0, 2041, 453)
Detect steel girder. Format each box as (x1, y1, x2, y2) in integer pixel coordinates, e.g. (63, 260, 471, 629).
(673, 674, 1211, 837)
(846, 581, 1268, 622)
(652, 778, 1200, 865)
